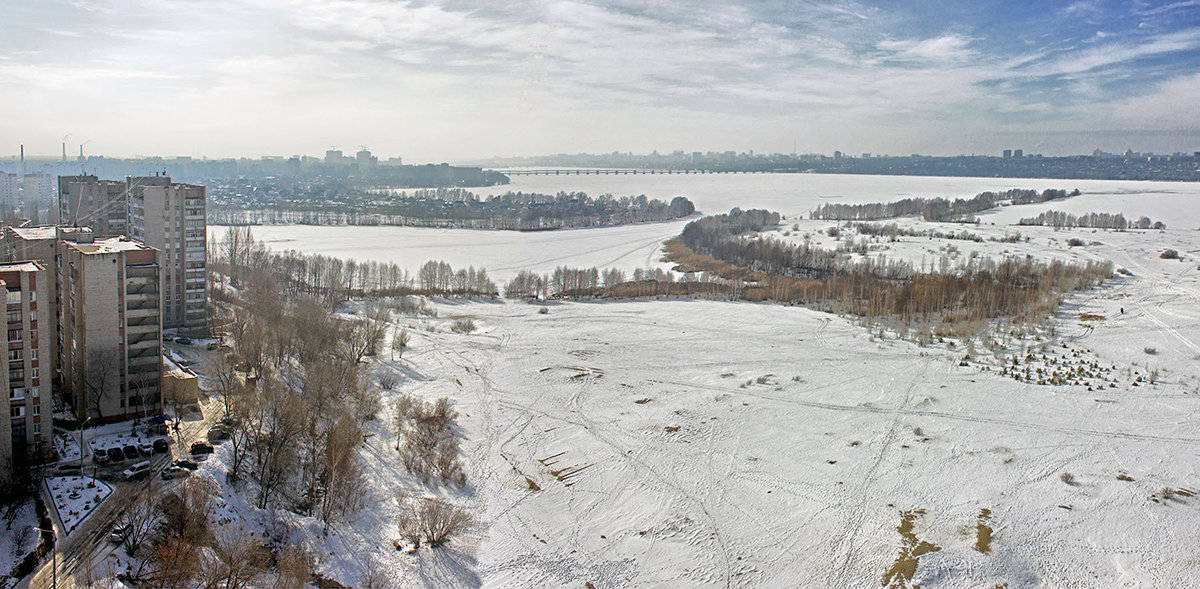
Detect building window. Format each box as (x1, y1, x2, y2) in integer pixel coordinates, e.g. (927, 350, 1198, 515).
(6, 310, 20, 323)
(5, 290, 19, 304)
(30, 386, 38, 398)
(31, 367, 38, 379)
(9, 368, 23, 381)
(31, 405, 38, 416)
(9, 406, 23, 418)
(7, 329, 20, 342)
(8, 387, 23, 400)
(8, 349, 21, 362)
(33, 423, 40, 435)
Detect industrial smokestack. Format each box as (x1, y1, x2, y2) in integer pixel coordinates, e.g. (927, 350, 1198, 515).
(62, 142, 67, 162)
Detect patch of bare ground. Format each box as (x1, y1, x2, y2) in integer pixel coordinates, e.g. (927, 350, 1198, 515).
(973, 508, 994, 553)
(883, 509, 941, 588)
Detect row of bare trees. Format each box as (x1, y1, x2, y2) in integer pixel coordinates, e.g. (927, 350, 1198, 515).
(1017, 210, 1166, 230)
(671, 208, 1113, 331)
(212, 226, 495, 306)
(811, 188, 1077, 222)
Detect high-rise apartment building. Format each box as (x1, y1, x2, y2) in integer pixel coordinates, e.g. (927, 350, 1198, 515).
(58, 175, 129, 237)
(0, 261, 52, 481)
(0, 173, 18, 216)
(21, 174, 53, 224)
(56, 175, 206, 333)
(2, 226, 93, 392)
(59, 237, 162, 422)
(127, 177, 206, 332)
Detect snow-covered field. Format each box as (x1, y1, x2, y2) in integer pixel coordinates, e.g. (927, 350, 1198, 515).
(45, 476, 113, 535)
(220, 214, 1200, 587)
(195, 175, 1200, 586)
(210, 174, 1200, 286)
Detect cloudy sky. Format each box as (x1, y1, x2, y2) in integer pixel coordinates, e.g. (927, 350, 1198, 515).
(2, 0, 1199, 161)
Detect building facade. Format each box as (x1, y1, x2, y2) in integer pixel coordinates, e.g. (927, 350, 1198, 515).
(57, 175, 129, 238)
(127, 177, 206, 332)
(0, 173, 17, 217)
(59, 237, 162, 422)
(0, 262, 52, 481)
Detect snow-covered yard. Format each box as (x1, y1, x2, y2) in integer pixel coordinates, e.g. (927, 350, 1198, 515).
(45, 476, 113, 535)
(53, 431, 82, 464)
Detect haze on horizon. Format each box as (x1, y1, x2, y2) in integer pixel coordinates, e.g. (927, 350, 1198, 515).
(2, 0, 1199, 162)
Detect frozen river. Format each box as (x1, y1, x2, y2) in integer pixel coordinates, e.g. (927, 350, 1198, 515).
(209, 173, 1200, 284)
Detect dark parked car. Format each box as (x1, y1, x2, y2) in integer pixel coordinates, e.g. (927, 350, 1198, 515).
(93, 450, 110, 465)
(138, 442, 154, 457)
(190, 441, 214, 455)
(107, 447, 125, 462)
(122, 445, 140, 460)
(153, 439, 170, 453)
(171, 458, 199, 471)
(175, 337, 192, 345)
(207, 425, 230, 441)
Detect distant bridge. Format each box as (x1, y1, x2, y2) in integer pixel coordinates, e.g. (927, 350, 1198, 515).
(493, 168, 765, 176)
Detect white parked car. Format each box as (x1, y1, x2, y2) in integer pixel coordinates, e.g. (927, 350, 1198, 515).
(122, 461, 151, 480)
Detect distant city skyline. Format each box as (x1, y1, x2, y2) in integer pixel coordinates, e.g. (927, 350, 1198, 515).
(3, 1, 1199, 161)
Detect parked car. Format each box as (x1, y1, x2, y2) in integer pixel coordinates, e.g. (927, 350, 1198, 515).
(107, 447, 125, 462)
(190, 441, 214, 455)
(172, 458, 199, 470)
(153, 438, 170, 453)
(110, 525, 128, 544)
(174, 337, 192, 345)
(138, 442, 154, 457)
(122, 461, 151, 481)
(207, 341, 220, 350)
(122, 445, 140, 460)
(160, 466, 190, 480)
(93, 450, 110, 465)
(207, 425, 230, 441)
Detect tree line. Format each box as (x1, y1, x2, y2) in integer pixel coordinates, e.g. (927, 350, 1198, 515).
(811, 188, 1078, 222)
(1016, 210, 1166, 230)
(213, 226, 496, 308)
(671, 208, 1113, 332)
(210, 190, 697, 231)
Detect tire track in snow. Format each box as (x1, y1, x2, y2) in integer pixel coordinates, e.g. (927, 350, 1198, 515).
(649, 377, 1200, 445)
(829, 358, 930, 586)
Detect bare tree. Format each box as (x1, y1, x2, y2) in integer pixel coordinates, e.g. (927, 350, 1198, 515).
(318, 415, 368, 534)
(116, 484, 163, 556)
(396, 494, 471, 549)
(391, 328, 410, 360)
(84, 347, 120, 420)
(159, 477, 214, 546)
(276, 545, 314, 588)
(147, 536, 200, 589)
(199, 531, 269, 589)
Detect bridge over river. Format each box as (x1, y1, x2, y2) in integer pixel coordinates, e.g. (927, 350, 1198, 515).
(495, 168, 768, 176)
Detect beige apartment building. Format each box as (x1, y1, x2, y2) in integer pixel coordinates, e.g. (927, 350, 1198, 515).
(127, 177, 207, 333)
(57, 175, 129, 238)
(59, 236, 162, 422)
(0, 261, 52, 481)
(2, 226, 92, 390)
(55, 174, 206, 333)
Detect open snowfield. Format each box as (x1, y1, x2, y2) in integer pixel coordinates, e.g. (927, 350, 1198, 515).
(210, 174, 1200, 286)
(196, 175, 1200, 586)
(269, 211, 1200, 587)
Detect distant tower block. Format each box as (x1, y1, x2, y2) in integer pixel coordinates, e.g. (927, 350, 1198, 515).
(1003, 149, 1012, 159)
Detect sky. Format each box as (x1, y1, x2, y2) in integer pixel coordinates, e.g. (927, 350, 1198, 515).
(2, 0, 1199, 161)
